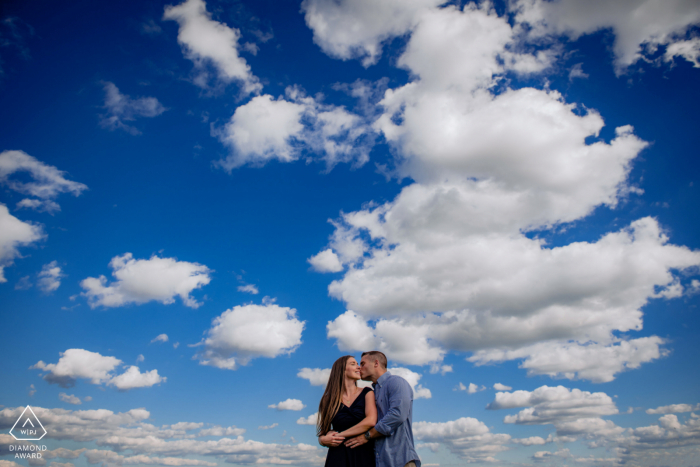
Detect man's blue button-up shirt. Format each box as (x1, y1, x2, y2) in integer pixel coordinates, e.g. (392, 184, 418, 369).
(373, 372, 421, 467)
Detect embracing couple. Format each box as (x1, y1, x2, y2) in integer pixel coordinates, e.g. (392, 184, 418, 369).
(317, 351, 421, 467)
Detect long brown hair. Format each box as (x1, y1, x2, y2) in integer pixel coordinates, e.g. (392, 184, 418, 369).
(317, 355, 356, 436)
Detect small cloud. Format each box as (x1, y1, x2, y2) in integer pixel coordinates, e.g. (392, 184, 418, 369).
(99, 82, 167, 135)
(296, 413, 318, 425)
(173, 342, 180, 349)
(16, 198, 61, 214)
(136, 354, 145, 363)
(455, 382, 485, 394)
(269, 399, 305, 411)
(15, 276, 32, 290)
(429, 364, 452, 375)
(28, 384, 36, 397)
(151, 334, 169, 344)
(493, 383, 512, 391)
(38, 261, 64, 293)
(141, 19, 162, 35)
(297, 368, 331, 386)
(258, 423, 278, 430)
(237, 284, 259, 294)
(454, 382, 467, 391)
(308, 249, 343, 273)
(59, 392, 82, 405)
(569, 62, 589, 80)
(84, 396, 92, 402)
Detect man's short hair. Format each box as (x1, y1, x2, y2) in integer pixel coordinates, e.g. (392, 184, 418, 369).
(361, 351, 387, 369)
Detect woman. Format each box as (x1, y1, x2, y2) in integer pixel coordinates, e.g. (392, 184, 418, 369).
(318, 356, 377, 467)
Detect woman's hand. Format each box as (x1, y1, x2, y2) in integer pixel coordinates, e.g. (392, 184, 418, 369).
(319, 431, 345, 447)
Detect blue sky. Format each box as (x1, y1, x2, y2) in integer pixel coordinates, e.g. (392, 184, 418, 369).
(1, 0, 700, 465)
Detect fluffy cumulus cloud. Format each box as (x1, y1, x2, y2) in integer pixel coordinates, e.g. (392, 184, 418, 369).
(80, 253, 211, 309)
(387, 367, 431, 399)
(30, 348, 165, 390)
(493, 383, 512, 391)
(58, 393, 82, 405)
(0, 406, 324, 466)
(194, 303, 305, 370)
(296, 413, 318, 426)
(511, 0, 700, 72)
(99, 82, 167, 135)
(163, 0, 261, 93)
(297, 368, 331, 387)
(268, 399, 305, 411)
(414, 417, 511, 462)
(0, 204, 44, 282)
(216, 88, 373, 171)
(307, 0, 700, 380)
(301, 0, 444, 66)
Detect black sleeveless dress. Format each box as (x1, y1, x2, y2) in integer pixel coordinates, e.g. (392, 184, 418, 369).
(324, 386, 376, 467)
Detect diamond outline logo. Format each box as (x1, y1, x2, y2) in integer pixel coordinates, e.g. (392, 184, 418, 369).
(9, 406, 47, 441)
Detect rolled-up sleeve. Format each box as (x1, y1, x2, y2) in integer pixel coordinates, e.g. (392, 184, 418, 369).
(374, 378, 413, 436)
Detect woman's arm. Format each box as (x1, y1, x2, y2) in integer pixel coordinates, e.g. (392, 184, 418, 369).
(319, 431, 345, 447)
(337, 391, 377, 438)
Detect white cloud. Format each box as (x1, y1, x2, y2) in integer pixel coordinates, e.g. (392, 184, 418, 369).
(301, 0, 444, 66)
(414, 417, 511, 462)
(38, 261, 63, 293)
(151, 334, 169, 344)
(467, 383, 485, 395)
(493, 383, 512, 391)
(162, 0, 261, 94)
(16, 198, 61, 214)
(296, 413, 318, 426)
(388, 367, 431, 399)
(305, 0, 700, 387)
(511, 0, 700, 72)
(237, 284, 258, 294)
(196, 426, 245, 437)
(258, 423, 278, 430)
(647, 403, 700, 415)
(429, 364, 452, 375)
(108, 366, 166, 390)
(664, 37, 700, 67)
(0, 406, 324, 466)
(81, 253, 212, 309)
(195, 303, 304, 370)
(488, 385, 618, 425)
(0, 203, 44, 282)
(0, 150, 87, 202)
(297, 368, 331, 387)
(58, 393, 81, 405)
(136, 355, 145, 364)
(31, 349, 165, 391)
(99, 82, 167, 135)
(268, 399, 305, 411)
(307, 249, 343, 273)
(31, 349, 122, 387)
(513, 436, 547, 446)
(215, 89, 372, 171)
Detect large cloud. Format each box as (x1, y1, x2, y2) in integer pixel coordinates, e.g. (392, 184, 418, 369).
(0, 204, 44, 282)
(414, 417, 511, 462)
(194, 303, 305, 370)
(30, 348, 165, 390)
(0, 406, 324, 466)
(80, 253, 211, 309)
(310, 2, 700, 381)
(215, 88, 373, 171)
(511, 0, 700, 72)
(163, 0, 261, 93)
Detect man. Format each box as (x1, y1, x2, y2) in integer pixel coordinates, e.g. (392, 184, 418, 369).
(345, 351, 421, 467)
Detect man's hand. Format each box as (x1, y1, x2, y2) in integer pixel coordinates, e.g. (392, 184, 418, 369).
(319, 431, 344, 447)
(344, 434, 369, 449)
